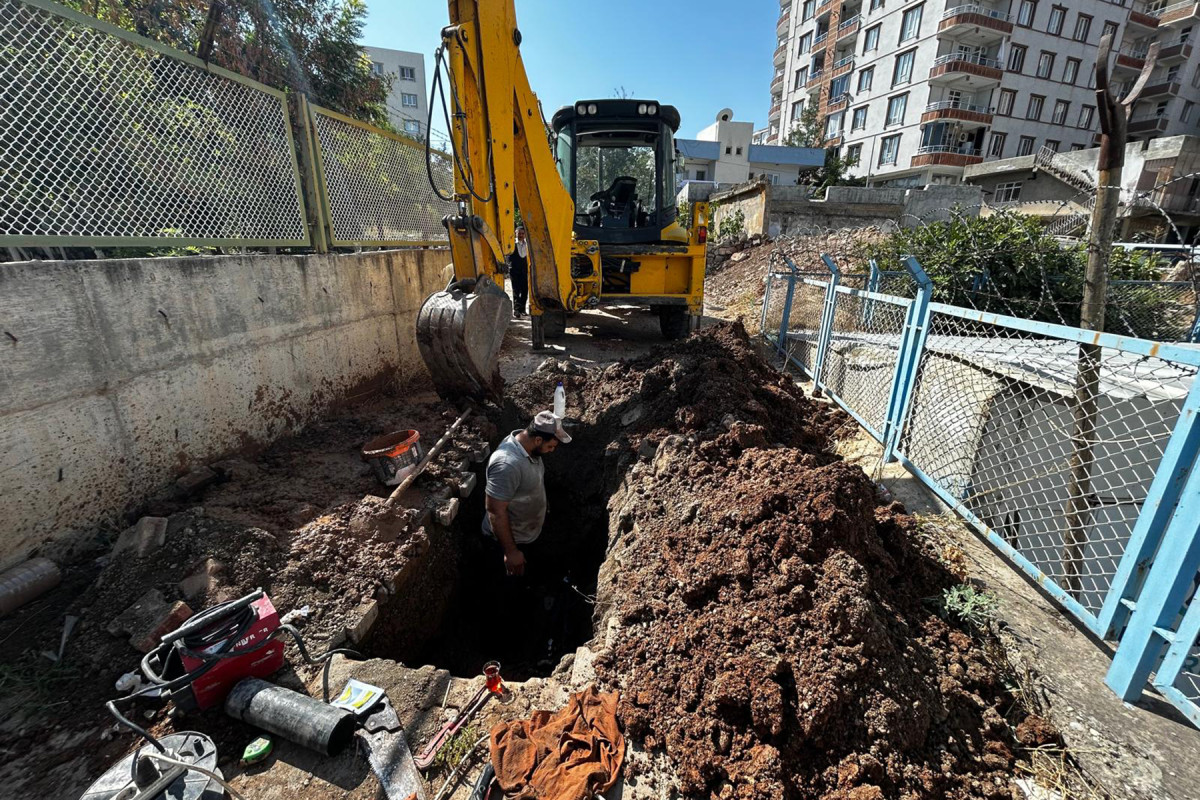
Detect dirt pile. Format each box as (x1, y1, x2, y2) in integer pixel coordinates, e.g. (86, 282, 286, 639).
(705, 229, 892, 331)
(506, 322, 1038, 799)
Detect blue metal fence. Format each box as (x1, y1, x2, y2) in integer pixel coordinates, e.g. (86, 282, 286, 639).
(761, 252, 1200, 726)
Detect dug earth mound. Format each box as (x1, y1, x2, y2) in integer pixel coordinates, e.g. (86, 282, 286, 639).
(506, 321, 1039, 800)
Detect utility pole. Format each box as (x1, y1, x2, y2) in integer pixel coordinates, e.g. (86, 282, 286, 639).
(1062, 35, 1158, 595)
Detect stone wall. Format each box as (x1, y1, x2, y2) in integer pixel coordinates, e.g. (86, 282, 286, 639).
(0, 248, 448, 568)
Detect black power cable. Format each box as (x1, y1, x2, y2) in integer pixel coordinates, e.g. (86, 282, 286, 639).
(425, 33, 496, 206)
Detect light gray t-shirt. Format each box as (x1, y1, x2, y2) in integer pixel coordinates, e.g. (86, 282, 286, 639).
(482, 431, 547, 545)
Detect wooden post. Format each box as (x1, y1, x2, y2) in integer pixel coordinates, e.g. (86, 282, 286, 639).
(1062, 36, 1159, 595)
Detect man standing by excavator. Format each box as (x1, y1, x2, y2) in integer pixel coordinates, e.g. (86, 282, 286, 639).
(508, 226, 529, 318)
(482, 411, 570, 576)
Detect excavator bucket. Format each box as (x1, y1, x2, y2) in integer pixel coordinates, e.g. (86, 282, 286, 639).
(416, 275, 512, 400)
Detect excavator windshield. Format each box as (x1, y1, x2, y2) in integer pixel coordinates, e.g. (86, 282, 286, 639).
(551, 100, 681, 245)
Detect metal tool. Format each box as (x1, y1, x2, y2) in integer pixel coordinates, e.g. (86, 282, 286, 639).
(415, 661, 511, 770)
(80, 732, 228, 800)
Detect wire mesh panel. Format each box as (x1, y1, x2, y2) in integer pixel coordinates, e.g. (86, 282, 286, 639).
(0, 0, 308, 247)
(780, 277, 830, 377)
(1106, 281, 1199, 343)
(761, 272, 789, 346)
(819, 286, 910, 439)
(310, 105, 454, 246)
(897, 306, 1198, 624)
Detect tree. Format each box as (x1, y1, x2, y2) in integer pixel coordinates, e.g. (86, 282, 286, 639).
(67, 0, 393, 128)
(782, 105, 863, 190)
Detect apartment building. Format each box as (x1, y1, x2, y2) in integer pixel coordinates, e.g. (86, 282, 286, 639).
(364, 46, 428, 139)
(768, 0, 1200, 188)
(677, 109, 825, 187)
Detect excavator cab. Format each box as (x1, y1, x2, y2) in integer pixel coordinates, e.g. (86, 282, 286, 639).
(551, 100, 685, 246)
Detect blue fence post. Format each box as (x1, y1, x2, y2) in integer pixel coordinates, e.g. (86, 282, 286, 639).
(777, 267, 798, 358)
(812, 253, 842, 397)
(881, 256, 933, 463)
(1105, 450, 1200, 702)
(863, 259, 880, 327)
(1099, 377, 1200, 639)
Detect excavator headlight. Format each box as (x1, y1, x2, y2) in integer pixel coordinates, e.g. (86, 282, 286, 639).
(587, 103, 598, 114)
(576, 104, 588, 115)
(637, 103, 648, 115)
(648, 104, 658, 115)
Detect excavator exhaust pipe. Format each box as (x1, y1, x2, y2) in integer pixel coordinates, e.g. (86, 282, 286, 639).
(417, 275, 512, 400)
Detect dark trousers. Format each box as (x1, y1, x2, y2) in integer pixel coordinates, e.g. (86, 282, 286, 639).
(509, 255, 528, 315)
(473, 533, 569, 671)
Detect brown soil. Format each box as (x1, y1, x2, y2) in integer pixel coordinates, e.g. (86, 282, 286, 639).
(506, 322, 1042, 800)
(0, 391, 490, 799)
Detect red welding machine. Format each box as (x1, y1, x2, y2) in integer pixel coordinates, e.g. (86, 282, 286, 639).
(142, 590, 286, 712)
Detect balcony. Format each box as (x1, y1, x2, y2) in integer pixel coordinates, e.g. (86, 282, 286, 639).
(815, 31, 830, 48)
(1115, 46, 1148, 71)
(774, 42, 788, 65)
(911, 145, 984, 168)
(929, 52, 1004, 84)
(1157, 1, 1200, 25)
(939, 4, 1013, 37)
(837, 15, 861, 41)
(769, 103, 782, 121)
(922, 100, 994, 126)
(831, 54, 855, 78)
(806, 69, 826, 92)
(816, 0, 835, 18)
(827, 93, 850, 112)
(771, 73, 785, 93)
(778, 10, 791, 35)
(824, 133, 843, 147)
(1158, 37, 1195, 62)
(1129, 116, 1170, 134)
(1141, 78, 1182, 97)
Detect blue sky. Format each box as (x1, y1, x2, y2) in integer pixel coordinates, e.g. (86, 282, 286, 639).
(362, 0, 779, 140)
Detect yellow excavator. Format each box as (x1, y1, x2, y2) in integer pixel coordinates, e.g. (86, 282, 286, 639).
(416, 0, 710, 398)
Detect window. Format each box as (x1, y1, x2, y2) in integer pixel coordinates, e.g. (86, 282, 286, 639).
(399, 66, 416, 81)
(1008, 45, 1027, 72)
(1017, 0, 1037, 27)
(1102, 20, 1119, 40)
(404, 120, 420, 134)
(852, 106, 869, 130)
(847, 143, 863, 165)
(825, 111, 845, 138)
(886, 93, 908, 126)
(1073, 13, 1092, 42)
(1064, 58, 1080, 85)
(988, 132, 1007, 158)
(725, 146, 732, 155)
(1047, 5, 1065, 35)
(1183, 101, 1196, 124)
(1078, 105, 1095, 128)
(879, 134, 901, 165)
(371, 61, 384, 75)
(792, 100, 807, 120)
(997, 89, 1016, 116)
(899, 5, 923, 43)
(401, 92, 419, 107)
(803, 0, 815, 20)
(1052, 99, 1069, 124)
(794, 68, 805, 89)
(892, 49, 916, 86)
(1071, 144, 1084, 151)
(1016, 135, 1036, 156)
(1036, 51, 1055, 78)
(1183, 25, 1194, 43)
(1026, 94, 1045, 120)
(799, 33, 813, 54)
(696, 169, 707, 181)
(1156, 100, 1169, 117)
(857, 66, 875, 92)
(736, 147, 744, 155)
(864, 24, 881, 52)
(1045, 139, 1061, 152)
(870, 0, 884, 10)
(995, 181, 1023, 202)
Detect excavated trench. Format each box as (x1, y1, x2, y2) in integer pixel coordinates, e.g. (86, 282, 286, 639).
(362, 415, 612, 682)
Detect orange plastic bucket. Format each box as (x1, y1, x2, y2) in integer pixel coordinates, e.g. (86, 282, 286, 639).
(362, 430, 424, 486)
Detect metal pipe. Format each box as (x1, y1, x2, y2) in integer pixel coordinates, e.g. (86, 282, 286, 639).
(224, 678, 356, 756)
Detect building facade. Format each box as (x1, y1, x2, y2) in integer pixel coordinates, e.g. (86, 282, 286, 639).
(364, 46, 428, 139)
(768, 0, 1200, 187)
(677, 109, 825, 188)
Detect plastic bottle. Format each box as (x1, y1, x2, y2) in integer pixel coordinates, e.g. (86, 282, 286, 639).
(553, 382, 566, 418)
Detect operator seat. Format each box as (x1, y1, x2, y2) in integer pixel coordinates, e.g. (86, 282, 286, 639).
(588, 176, 639, 228)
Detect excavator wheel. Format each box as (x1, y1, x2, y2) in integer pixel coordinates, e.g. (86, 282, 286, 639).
(658, 306, 690, 340)
(541, 309, 567, 339)
(416, 275, 512, 400)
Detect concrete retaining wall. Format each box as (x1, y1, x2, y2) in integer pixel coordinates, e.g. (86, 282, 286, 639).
(0, 249, 449, 568)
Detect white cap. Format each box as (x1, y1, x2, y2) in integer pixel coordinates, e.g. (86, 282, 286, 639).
(531, 410, 572, 443)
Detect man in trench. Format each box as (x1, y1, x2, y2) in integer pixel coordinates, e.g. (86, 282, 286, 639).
(481, 411, 571, 664)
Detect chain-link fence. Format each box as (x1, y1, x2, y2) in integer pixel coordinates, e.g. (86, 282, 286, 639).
(761, 251, 1200, 728)
(0, 0, 309, 248)
(1106, 280, 1200, 343)
(309, 104, 455, 247)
